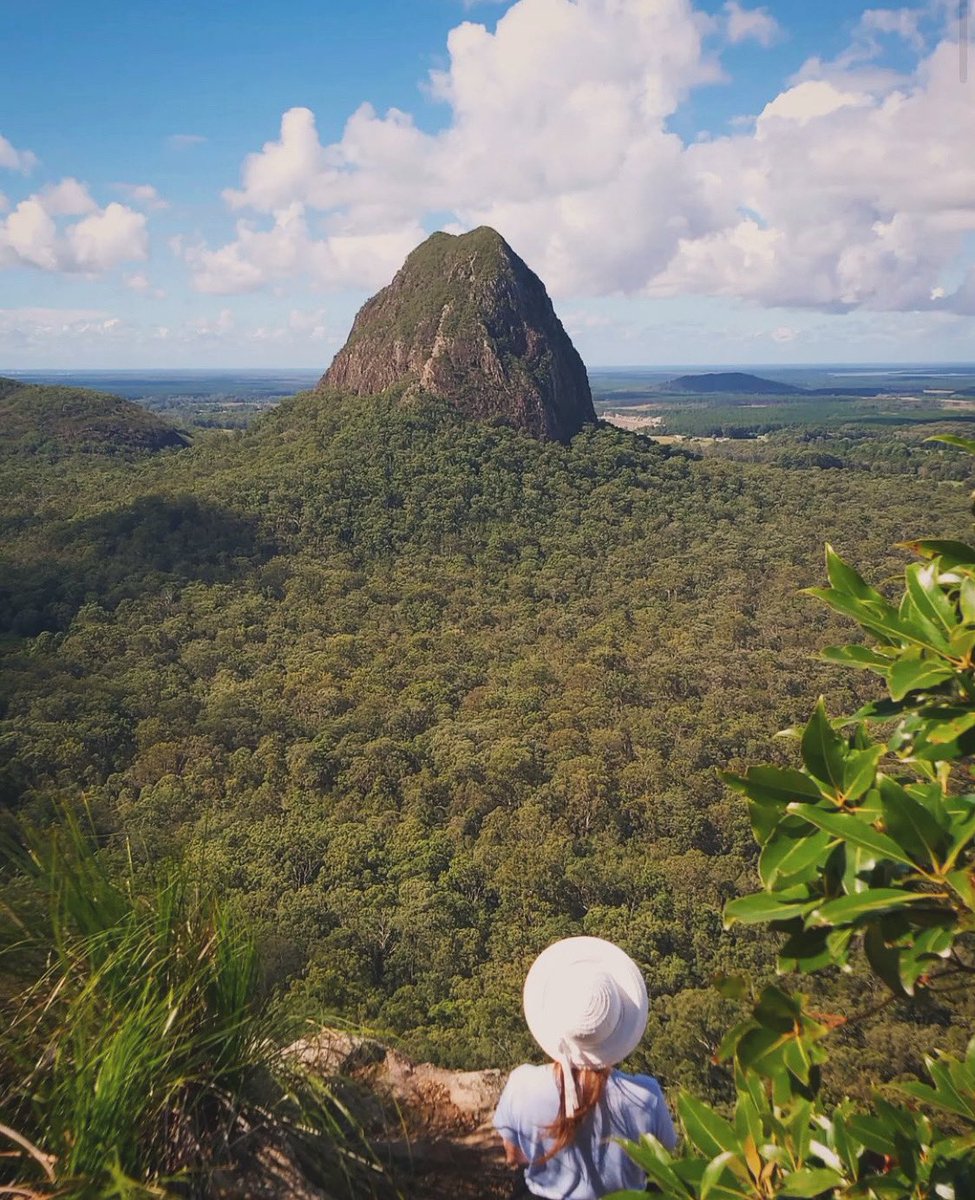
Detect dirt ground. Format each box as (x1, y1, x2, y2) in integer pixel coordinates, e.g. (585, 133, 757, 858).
(386, 1132, 516, 1199)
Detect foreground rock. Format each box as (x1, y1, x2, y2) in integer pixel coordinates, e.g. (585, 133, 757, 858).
(319, 227, 596, 442)
(289, 1030, 514, 1199)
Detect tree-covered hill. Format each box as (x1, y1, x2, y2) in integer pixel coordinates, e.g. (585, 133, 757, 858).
(2, 386, 973, 1099)
(656, 372, 806, 395)
(0, 376, 189, 459)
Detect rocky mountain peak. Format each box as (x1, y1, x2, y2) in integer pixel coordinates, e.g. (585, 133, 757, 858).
(319, 227, 596, 442)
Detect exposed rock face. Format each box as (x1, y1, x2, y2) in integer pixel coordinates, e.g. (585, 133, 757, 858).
(320, 227, 596, 442)
(288, 1029, 505, 1136)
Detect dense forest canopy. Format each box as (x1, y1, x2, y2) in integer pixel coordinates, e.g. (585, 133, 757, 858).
(2, 380, 974, 1099)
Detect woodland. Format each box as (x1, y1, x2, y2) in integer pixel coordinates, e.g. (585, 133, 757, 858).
(3, 379, 975, 1195)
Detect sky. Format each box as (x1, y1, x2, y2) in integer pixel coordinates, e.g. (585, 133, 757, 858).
(1, 0, 973, 368)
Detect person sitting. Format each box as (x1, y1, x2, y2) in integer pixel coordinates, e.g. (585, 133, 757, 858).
(493, 936, 677, 1198)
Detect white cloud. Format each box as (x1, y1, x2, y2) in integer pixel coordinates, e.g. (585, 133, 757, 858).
(112, 182, 168, 209)
(724, 1, 780, 47)
(658, 35, 975, 313)
(0, 307, 127, 347)
(0, 134, 39, 174)
(125, 271, 166, 298)
(856, 7, 926, 53)
(757, 80, 869, 124)
(187, 0, 718, 295)
(0, 304, 338, 364)
(287, 307, 329, 340)
(183, 0, 975, 316)
(166, 133, 207, 149)
(39, 178, 98, 217)
(0, 182, 148, 275)
(193, 308, 236, 335)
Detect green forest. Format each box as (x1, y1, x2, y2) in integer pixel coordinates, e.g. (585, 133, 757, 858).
(4, 379, 975, 1193)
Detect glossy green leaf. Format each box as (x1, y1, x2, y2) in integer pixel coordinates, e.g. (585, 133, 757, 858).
(759, 828, 833, 888)
(734, 1025, 795, 1076)
(825, 544, 884, 602)
(961, 577, 975, 624)
(777, 927, 837, 974)
(898, 588, 952, 653)
(923, 707, 975, 746)
(804, 587, 903, 645)
(786, 804, 915, 867)
(721, 766, 824, 808)
(902, 537, 975, 567)
(845, 1115, 897, 1156)
(946, 809, 975, 866)
(723, 891, 817, 928)
(800, 699, 846, 794)
(901, 1057, 975, 1121)
(841, 744, 883, 802)
(808, 888, 933, 927)
(614, 1137, 693, 1197)
(733, 1093, 763, 1154)
(699, 1152, 747, 1200)
(889, 652, 955, 702)
(820, 644, 894, 671)
(947, 867, 975, 910)
(877, 775, 948, 869)
(864, 920, 909, 997)
(778, 1166, 846, 1196)
(677, 1094, 740, 1157)
(905, 561, 957, 635)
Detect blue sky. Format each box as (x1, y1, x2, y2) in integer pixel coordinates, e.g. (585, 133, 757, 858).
(1, 0, 973, 367)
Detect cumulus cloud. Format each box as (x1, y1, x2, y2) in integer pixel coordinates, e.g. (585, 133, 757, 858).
(112, 182, 168, 209)
(0, 180, 148, 275)
(657, 35, 975, 313)
(185, 0, 975, 315)
(724, 1, 780, 46)
(186, 0, 718, 294)
(756, 80, 869, 123)
(0, 134, 39, 174)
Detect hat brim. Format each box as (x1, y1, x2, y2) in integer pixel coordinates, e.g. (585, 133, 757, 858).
(522, 936, 648, 1068)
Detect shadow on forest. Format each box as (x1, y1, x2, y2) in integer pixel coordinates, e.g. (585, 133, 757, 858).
(1, 494, 274, 636)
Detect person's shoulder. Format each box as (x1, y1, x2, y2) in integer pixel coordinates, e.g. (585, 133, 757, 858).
(612, 1070, 667, 1100)
(494, 1063, 556, 1129)
(504, 1062, 555, 1090)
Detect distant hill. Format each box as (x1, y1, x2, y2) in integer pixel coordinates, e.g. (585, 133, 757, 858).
(0, 377, 188, 458)
(658, 372, 806, 395)
(654, 371, 895, 399)
(320, 226, 596, 442)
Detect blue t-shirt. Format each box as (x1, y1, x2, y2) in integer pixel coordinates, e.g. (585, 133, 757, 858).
(492, 1064, 677, 1199)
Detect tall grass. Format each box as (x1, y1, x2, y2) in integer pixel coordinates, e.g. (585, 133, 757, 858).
(0, 810, 385, 1198)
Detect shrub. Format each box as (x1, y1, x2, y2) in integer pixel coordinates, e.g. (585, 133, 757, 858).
(0, 810, 383, 1199)
(616, 436, 975, 1198)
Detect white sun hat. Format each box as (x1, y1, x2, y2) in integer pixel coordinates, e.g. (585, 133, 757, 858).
(522, 936, 649, 1116)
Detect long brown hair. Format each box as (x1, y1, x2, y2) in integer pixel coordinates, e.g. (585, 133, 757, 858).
(537, 1062, 611, 1164)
